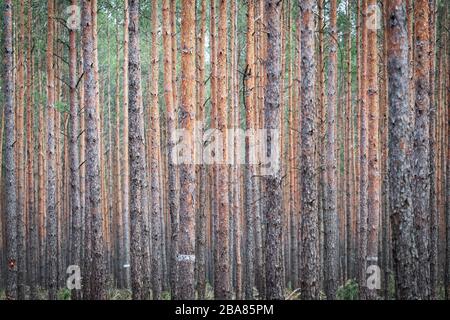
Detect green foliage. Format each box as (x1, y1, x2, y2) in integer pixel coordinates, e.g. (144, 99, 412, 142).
(437, 284, 446, 300)
(204, 283, 215, 300)
(284, 286, 300, 300)
(0, 290, 5, 300)
(55, 101, 69, 113)
(388, 273, 396, 299)
(57, 288, 71, 300)
(35, 287, 49, 300)
(161, 291, 171, 300)
(336, 279, 359, 300)
(108, 288, 132, 300)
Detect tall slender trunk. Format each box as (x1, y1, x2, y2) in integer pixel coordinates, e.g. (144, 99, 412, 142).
(412, 0, 432, 300)
(299, 0, 319, 300)
(359, 0, 369, 298)
(214, 0, 231, 300)
(230, 0, 242, 300)
(127, 0, 150, 300)
(3, 0, 18, 300)
(445, 23, 450, 298)
(263, 0, 283, 300)
(26, 0, 38, 299)
(345, 1, 354, 281)
(114, 29, 124, 289)
(149, 0, 162, 299)
(16, 0, 26, 299)
(68, 0, 82, 300)
(162, 0, 179, 299)
(81, 0, 106, 299)
(324, 0, 338, 300)
(244, 0, 256, 300)
(386, 0, 419, 300)
(428, 0, 438, 300)
(122, 0, 131, 290)
(366, 0, 380, 300)
(195, 0, 207, 300)
(176, 0, 197, 300)
(46, 0, 58, 300)
(288, 3, 299, 289)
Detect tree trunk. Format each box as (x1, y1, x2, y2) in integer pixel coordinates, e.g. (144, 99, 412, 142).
(162, 0, 179, 299)
(176, 0, 197, 300)
(244, 0, 256, 300)
(3, 0, 18, 300)
(122, 0, 131, 290)
(114, 29, 124, 289)
(428, 0, 438, 300)
(46, 0, 58, 300)
(195, 0, 207, 300)
(299, 0, 319, 300)
(412, 0, 432, 300)
(148, 0, 162, 299)
(366, 0, 380, 300)
(16, 0, 26, 299)
(230, 0, 242, 300)
(386, 0, 419, 300)
(26, 0, 38, 299)
(68, 0, 82, 300)
(262, 0, 283, 300)
(324, 0, 339, 300)
(81, 0, 107, 299)
(359, 0, 369, 298)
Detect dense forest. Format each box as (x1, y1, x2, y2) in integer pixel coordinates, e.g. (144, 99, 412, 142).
(0, 0, 449, 300)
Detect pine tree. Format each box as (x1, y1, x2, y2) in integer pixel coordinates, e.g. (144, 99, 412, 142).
(386, 0, 419, 300)
(81, 0, 107, 299)
(177, 0, 197, 300)
(263, 0, 283, 300)
(46, 0, 58, 300)
(3, 0, 18, 300)
(412, 0, 432, 299)
(299, 0, 319, 300)
(68, 0, 82, 300)
(244, 0, 256, 300)
(148, 0, 162, 299)
(324, 0, 339, 300)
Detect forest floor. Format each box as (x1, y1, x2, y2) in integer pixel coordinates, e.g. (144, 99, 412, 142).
(3, 278, 444, 300)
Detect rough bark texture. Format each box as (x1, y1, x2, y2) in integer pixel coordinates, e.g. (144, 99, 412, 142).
(16, 0, 26, 299)
(366, 0, 380, 300)
(127, 0, 150, 300)
(122, 0, 131, 290)
(46, 0, 58, 300)
(299, 0, 319, 300)
(446, 33, 450, 299)
(149, 0, 162, 300)
(359, 0, 369, 297)
(386, 0, 419, 299)
(81, 0, 107, 299)
(324, 0, 339, 300)
(195, 0, 207, 300)
(162, 0, 179, 300)
(244, 0, 256, 300)
(3, 0, 18, 300)
(114, 31, 124, 289)
(263, 0, 283, 300)
(230, 0, 242, 300)
(26, 0, 38, 299)
(214, 0, 231, 300)
(177, 0, 197, 300)
(428, 0, 438, 299)
(412, 0, 432, 300)
(69, 0, 82, 300)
